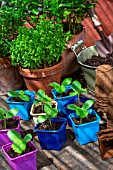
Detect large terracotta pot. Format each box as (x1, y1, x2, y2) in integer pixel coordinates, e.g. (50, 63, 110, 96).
(19, 57, 64, 97)
(0, 57, 23, 95)
(61, 28, 85, 78)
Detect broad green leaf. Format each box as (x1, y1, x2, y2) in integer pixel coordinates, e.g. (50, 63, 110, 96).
(69, 91, 78, 96)
(8, 91, 18, 97)
(67, 104, 76, 111)
(44, 103, 58, 118)
(43, 95, 52, 102)
(20, 94, 30, 101)
(61, 78, 72, 87)
(75, 106, 88, 118)
(6, 108, 19, 118)
(23, 134, 32, 143)
(82, 100, 94, 110)
(80, 88, 87, 93)
(49, 82, 60, 89)
(72, 81, 82, 93)
(0, 114, 5, 120)
(31, 9, 39, 15)
(12, 142, 26, 154)
(19, 90, 25, 95)
(49, 82, 65, 93)
(0, 108, 5, 115)
(36, 115, 48, 124)
(7, 130, 22, 143)
(34, 100, 40, 105)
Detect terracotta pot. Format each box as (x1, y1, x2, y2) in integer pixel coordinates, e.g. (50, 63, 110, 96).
(98, 129, 113, 160)
(61, 28, 85, 78)
(0, 57, 23, 95)
(19, 58, 64, 97)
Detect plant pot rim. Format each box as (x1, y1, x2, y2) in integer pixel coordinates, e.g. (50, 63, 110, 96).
(19, 57, 64, 78)
(0, 116, 20, 132)
(69, 109, 100, 127)
(2, 141, 38, 161)
(34, 117, 67, 133)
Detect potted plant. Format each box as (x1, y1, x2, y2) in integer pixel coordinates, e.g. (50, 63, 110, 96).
(64, 80, 94, 126)
(49, 77, 75, 116)
(67, 100, 100, 145)
(39, 0, 97, 77)
(6, 90, 35, 120)
(0, 108, 20, 148)
(0, 2, 24, 95)
(2, 130, 38, 170)
(34, 102, 67, 150)
(30, 89, 57, 125)
(10, 18, 71, 97)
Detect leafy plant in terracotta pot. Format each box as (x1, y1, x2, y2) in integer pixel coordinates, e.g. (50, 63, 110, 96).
(34, 102, 67, 150)
(67, 99, 100, 145)
(0, 107, 20, 148)
(6, 90, 35, 120)
(10, 17, 71, 96)
(2, 130, 38, 170)
(30, 89, 57, 124)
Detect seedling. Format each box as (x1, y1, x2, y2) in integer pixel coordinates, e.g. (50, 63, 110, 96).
(0, 108, 19, 129)
(7, 130, 32, 154)
(36, 102, 58, 128)
(67, 99, 94, 124)
(69, 81, 87, 103)
(8, 90, 30, 102)
(49, 77, 72, 95)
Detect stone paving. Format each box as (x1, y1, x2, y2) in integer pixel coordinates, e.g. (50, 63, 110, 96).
(1, 94, 113, 170)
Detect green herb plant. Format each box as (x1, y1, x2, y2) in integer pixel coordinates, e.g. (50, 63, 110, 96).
(69, 81, 87, 104)
(10, 18, 71, 69)
(7, 130, 32, 154)
(49, 77, 72, 96)
(36, 102, 58, 128)
(8, 90, 30, 102)
(0, 108, 18, 129)
(67, 99, 94, 124)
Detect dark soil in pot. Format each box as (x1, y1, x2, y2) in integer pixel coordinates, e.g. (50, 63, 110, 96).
(83, 53, 113, 67)
(33, 103, 56, 114)
(0, 117, 19, 130)
(72, 114, 96, 125)
(6, 143, 36, 158)
(37, 120, 62, 130)
(10, 96, 30, 102)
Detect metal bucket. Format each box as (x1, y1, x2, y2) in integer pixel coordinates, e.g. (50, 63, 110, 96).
(73, 45, 98, 91)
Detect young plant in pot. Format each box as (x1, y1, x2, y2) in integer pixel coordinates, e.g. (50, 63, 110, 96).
(10, 17, 71, 97)
(40, 0, 97, 77)
(2, 130, 38, 170)
(67, 100, 100, 145)
(0, 108, 20, 148)
(30, 89, 57, 125)
(34, 102, 67, 150)
(6, 90, 35, 120)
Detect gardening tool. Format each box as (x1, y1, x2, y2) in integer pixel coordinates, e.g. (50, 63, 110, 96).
(88, 6, 113, 58)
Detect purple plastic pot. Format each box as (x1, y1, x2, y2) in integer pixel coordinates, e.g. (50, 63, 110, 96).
(2, 141, 38, 170)
(0, 116, 21, 148)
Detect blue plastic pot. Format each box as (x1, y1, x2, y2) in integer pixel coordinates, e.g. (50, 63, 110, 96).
(69, 109, 100, 145)
(34, 118, 67, 150)
(51, 85, 76, 116)
(6, 90, 35, 120)
(64, 97, 95, 126)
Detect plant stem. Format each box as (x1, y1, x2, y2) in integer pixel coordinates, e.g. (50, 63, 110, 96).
(4, 119, 6, 129)
(80, 118, 82, 124)
(49, 120, 52, 128)
(78, 94, 80, 104)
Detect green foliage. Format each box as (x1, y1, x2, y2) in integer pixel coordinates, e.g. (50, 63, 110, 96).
(49, 77, 72, 94)
(0, 108, 18, 129)
(69, 81, 87, 103)
(10, 19, 71, 69)
(36, 102, 58, 125)
(67, 99, 94, 123)
(8, 90, 30, 102)
(7, 130, 32, 154)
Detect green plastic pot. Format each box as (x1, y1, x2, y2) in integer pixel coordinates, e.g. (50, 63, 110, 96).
(77, 45, 98, 91)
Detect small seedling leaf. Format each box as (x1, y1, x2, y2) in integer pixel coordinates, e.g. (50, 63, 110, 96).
(61, 78, 72, 87)
(6, 108, 19, 118)
(19, 90, 25, 95)
(82, 100, 94, 110)
(20, 94, 30, 101)
(7, 130, 22, 143)
(72, 81, 82, 93)
(69, 91, 78, 96)
(67, 104, 76, 111)
(23, 134, 32, 143)
(36, 115, 48, 124)
(8, 91, 18, 97)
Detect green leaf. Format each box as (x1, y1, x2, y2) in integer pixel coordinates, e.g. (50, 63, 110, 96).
(49, 82, 65, 93)
(19, 90, 25, 95)
(67, 104, 76, 111)
(23, 134, 32, 143)
(69, 91, 78, 96)
(82, 100, 94, 110)
(8, 91, 18, 97)
(31, 9, 39, 15)
(7, 130, 22, 143)
(36, 115, 48, 124)
(44, 103, 58, 118)
(6, 108, 19, 118)
(80, 88, 87, 93)
(19, 94, 30, 101)
(72, 81, 82, 93)
(75, 106, 88, 119)
(12, 141, 26, 154)
(61, 78, 72, 87)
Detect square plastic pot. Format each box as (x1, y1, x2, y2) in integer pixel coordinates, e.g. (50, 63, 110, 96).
(64, 97, 95, 126)
(2, 141, 38, 170)
(34, 118, 67, 150)
(0, 116, 21, 148)
(51, 85, 76, 116)
(6, 90, 35, 120)
(69, 109, 100, 145)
